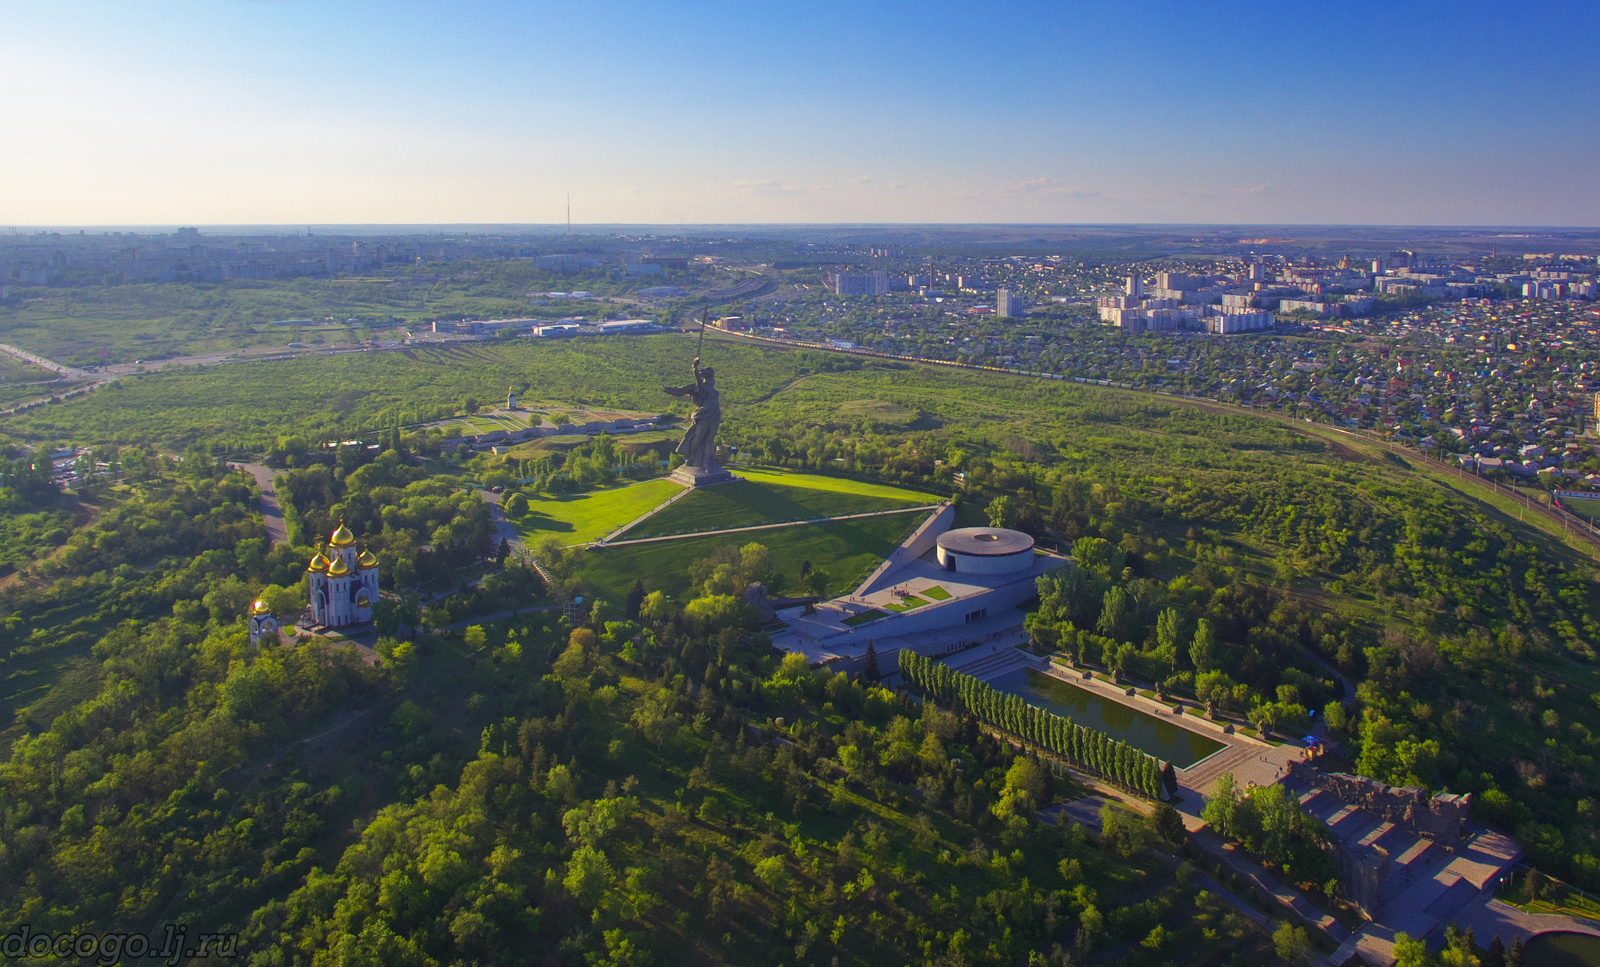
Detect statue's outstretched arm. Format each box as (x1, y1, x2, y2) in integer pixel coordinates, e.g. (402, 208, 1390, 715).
(663, 384, 694, 397)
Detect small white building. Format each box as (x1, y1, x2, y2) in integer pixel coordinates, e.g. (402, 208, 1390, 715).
(248, 598, 279, 646)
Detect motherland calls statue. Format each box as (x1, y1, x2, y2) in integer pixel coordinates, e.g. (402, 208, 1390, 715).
(663, 353, 735, 487)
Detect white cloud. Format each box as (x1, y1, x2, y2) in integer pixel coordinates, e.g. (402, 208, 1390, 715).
(1175, 184, 1271, 198)
(729, 179, 831, 195)
(1002, 177, 1100, 197)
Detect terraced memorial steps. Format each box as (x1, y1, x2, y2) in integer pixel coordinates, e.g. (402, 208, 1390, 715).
(1174, 742, 1262, 792)
(941, 644, 1042, 681)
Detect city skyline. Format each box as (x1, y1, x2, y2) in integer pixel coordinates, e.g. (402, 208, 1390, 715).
(3, 0, 1598, 226)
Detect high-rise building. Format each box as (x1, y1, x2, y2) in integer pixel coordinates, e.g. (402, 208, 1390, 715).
(997, 288, 1026, 318)
(1207, 307, 1275, 334)
(1124, 275, 1143, 297)
(834, 271, 890, 296)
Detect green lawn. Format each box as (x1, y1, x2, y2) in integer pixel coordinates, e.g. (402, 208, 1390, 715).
(733, 467, 940, 502)
(578, 512, 924, 600)
(1559, 497, 1600, 522)
(842, 609, 890, 626)
(922, 585, 952, 600)
(630, 475, 931, 538)
(513, 477, 683, 545)
(883, 595, 932, 613)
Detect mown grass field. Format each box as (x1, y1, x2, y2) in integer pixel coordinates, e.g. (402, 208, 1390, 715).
(628, 473, 933, 539)
(513, 477, 682, 545)
(579, 512, 923, 600)
(733, 467, 941, 501)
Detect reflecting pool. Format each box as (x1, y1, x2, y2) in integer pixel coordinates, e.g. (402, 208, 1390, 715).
(989, 667, 1226, 769)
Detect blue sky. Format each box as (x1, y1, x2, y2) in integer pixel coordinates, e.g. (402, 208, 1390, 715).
(3, 0, 1596, 225)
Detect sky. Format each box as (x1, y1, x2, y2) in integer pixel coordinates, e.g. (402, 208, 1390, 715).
(2, 0, 1598, 226)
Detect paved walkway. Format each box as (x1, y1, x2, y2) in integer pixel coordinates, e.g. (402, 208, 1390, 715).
(1457, 896, 1600, 950)
(234, 462, 289, 546)
(1193, 828, 1350, 942)
(1041, 797, 1280, 938)
(479, 489, 526, 559)
(440, 604, 557, 631)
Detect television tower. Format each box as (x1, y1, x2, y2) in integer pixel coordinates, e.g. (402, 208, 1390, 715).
(566, 194, 571, 236)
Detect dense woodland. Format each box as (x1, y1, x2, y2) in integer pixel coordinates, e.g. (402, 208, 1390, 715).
(2, 335, 1600, 962)
(0, 464, 1272, 965)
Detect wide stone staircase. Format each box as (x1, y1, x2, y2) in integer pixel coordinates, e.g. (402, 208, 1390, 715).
(943, 645, 1039, 681)
(1177, 741, 1259, 793)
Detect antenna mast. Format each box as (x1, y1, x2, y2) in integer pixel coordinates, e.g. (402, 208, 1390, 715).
(566, 194, 571, 236)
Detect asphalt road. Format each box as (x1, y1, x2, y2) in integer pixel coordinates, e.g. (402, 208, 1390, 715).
(233, 462, 290, 546)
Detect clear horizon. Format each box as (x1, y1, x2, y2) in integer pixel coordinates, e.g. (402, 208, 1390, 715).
(4, 0, 1597, 226)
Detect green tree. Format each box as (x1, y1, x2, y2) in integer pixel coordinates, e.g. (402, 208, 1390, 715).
(987, 495, 1020, 528)
(1190, 617, 1218, 672)
(1273, 922, 1312, 965)
(1150, 801, 1186, 846)
(564, 845, 616, 906)
(1392, 932, 1432, 967)
(1201, 771, 1239, 838)
(683, 594, 754, 633)
(624, 579, 646, 621)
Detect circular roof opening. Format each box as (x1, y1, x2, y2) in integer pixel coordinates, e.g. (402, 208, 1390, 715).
(936, 527, 1034, 556)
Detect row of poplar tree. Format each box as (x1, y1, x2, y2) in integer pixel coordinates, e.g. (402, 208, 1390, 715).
(899, 651, 1170, 801)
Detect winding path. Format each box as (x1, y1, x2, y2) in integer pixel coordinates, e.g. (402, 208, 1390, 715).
(234, 463, 289, 546)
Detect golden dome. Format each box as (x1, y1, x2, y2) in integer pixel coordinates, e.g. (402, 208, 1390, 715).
(328, 555, 351, 577)
(330, 521, 356, 547)
(357, 549, 379, 568)
(252, 599, 271, 615)
(307, 551, 329, 572)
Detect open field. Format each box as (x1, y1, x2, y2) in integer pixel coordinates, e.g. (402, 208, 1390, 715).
(0, 355, 55, 382)
(0, 269, 653, 366)
(579, 511, 923, 599)
(513, 477, 682, 545)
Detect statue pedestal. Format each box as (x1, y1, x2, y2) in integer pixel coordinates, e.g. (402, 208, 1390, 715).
(670, 465, 739, 488)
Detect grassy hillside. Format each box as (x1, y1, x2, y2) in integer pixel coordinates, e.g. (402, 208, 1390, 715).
(516, 477, 685, 545)
(629, 476, 932, 540)
(580, 513, 922, 600)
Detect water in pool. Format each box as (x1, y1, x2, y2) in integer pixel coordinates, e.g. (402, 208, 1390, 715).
(988, 667, 1225, 769)
(1525, 931, 1600, 967)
